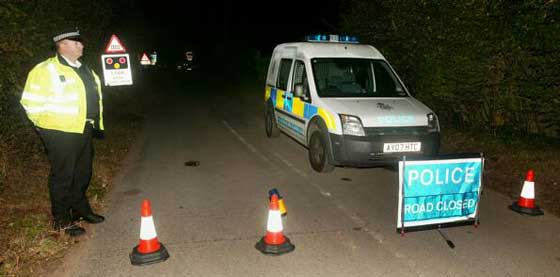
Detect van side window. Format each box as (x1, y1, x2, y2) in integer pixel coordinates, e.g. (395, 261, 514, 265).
(277, 59, 293, 90)
(312, 58, 405, 97)
(372, 62, 405, 96)
(292, 60, 310, 102)
(266, 59, 278, 87)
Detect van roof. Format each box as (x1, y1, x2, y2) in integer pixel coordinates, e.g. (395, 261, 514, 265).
(273, 42, 385, 60)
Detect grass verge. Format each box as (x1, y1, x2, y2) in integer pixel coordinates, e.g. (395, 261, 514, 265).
(441, 128, 560, 216)
(0, 83, 153, 276)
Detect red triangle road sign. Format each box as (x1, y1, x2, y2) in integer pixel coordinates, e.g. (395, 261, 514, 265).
(105, 34, 127, 53)
(140, 52, 151, 65)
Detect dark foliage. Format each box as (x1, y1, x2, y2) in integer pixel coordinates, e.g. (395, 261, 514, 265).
(340, 0, 560, 138)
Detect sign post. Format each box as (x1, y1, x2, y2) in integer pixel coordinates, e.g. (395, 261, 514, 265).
(101, 34, 133, 86)
(397, 154, 484, 233)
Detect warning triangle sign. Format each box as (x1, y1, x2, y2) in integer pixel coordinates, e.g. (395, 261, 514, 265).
(140, 52, 151, 65)
(105, 34, 127, 53)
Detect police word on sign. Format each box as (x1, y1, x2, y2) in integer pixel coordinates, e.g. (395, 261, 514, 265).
(101, 54, 132, 86)
(406, 166, 477, 187)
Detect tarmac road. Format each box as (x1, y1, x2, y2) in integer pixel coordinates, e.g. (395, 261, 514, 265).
(49, 74, 560, 276)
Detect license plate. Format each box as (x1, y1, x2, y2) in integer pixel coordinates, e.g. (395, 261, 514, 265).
(383, 142, 421, 153)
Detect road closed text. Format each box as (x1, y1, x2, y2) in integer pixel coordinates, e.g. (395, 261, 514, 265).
(404, 198, 477, 214)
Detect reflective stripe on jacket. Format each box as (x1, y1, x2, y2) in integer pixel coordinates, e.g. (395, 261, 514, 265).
(20, 56, 104, 133)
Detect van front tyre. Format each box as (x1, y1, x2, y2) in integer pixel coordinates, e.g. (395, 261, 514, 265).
(265, 107, 280, 138)
(308, 131, 335, 173)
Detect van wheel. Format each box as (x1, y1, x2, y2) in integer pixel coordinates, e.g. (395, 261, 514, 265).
(265, 106, 280, 138)
(308, 131, 335, 173)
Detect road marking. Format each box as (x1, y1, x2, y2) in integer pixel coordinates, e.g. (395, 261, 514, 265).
(271, 151, 415, 271)
(222, 120, 282, 173)
(271, 152, 333, 197)
(223, 120, 333, 199)
(223, 120, 416, 272)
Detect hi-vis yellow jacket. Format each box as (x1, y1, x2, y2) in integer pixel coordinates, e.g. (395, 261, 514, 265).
(20, 56, 104, 134)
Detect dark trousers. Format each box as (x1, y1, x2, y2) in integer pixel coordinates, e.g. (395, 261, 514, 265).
(38, 124, 94, 222)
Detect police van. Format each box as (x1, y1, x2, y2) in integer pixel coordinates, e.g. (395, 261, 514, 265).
(264, 34, 440, 172)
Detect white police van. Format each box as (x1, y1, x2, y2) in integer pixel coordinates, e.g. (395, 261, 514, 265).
(264, 34, 440, 173)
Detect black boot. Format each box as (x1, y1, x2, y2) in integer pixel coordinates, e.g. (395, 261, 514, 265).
(54, 219, 86, 236)
(69, 208, 81, 222)
(69, 209, 105, 224)
(80, 213, 105, 224)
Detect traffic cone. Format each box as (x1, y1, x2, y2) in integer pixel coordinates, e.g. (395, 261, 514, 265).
(255, 194, 295, 255)
(509, 170, 544, 216)
(268, 188, 287, 216)
(130, 199, 170, 265)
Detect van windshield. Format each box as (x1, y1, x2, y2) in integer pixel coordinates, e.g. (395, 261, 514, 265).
(311, 58, 407, 98)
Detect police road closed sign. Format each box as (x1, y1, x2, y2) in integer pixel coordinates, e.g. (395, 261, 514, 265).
(101, 54, 132, 86)
(397, 156, 484, 231)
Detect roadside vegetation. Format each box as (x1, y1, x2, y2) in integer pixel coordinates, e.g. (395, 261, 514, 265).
(341, 0, 559, 138)
(341, 0, 560, 213)
(0, 1, 148, 275)
(0, 87, 145, 275)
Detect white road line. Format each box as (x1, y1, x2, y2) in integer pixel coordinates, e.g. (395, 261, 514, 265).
(271, 150, 411, 267)
(271, 152, 333, 197)
(222, 120, 282, 173)
(271, 152, 308, 178)
(270, 153, 367, 226)
(223, 120, 377, 226)
(223, 120, 414, 270)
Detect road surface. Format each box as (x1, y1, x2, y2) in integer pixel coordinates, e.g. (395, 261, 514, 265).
(49, 74, 560, 276)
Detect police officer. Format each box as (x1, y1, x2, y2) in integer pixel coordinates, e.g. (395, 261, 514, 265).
(20, 28, 105, 236)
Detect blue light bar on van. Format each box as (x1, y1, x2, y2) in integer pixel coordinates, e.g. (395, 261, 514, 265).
(305, 34, 359, 43)
(339, 35, 359, 43)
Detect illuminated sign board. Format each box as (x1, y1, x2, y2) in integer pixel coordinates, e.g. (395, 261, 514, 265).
(101, 53, 132, 86)
(397, 155, 484, 232)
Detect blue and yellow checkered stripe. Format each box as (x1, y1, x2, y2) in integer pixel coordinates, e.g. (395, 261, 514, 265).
(265, 86, 337, 130)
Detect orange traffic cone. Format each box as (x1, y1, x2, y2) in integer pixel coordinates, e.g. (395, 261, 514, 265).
(255, 194, 295, 255)
(130, 200, 170, 265)
(509, 170, 544, 216)
(268, 188, 287, 216)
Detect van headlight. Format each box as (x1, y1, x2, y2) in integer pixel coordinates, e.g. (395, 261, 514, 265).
(340, 114, 365, 136)
(427, 113, 439, 132)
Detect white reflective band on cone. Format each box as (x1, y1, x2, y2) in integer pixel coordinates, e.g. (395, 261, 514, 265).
(140, 215, 158, 240)
(520, 181, 535, 199)
(266, 210, 283, 233)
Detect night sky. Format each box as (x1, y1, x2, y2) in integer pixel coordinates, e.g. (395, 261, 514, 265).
(125, 0, 341, 59)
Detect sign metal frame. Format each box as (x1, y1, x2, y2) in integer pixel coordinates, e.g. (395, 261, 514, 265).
(396, 153, 484, 234)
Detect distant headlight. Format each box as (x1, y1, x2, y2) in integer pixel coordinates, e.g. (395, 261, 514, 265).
(427, 113, 440, 132)
(340, 114, 365, 136)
